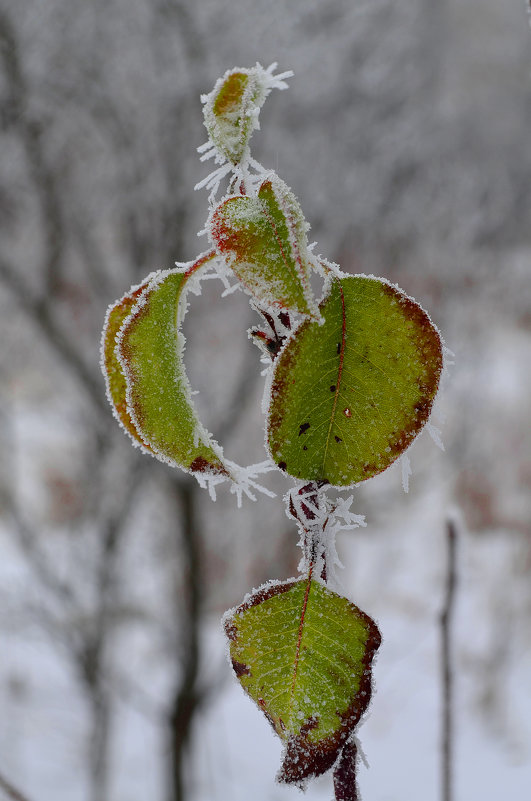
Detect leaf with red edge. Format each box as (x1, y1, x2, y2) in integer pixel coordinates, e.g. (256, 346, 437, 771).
(267, 274, 443, 486)
(209, 175, 319, 318)
(224, 576, 380, 784)
(102, 251, 230, 479)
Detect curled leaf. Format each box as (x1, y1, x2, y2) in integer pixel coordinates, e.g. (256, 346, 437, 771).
(209, 175, 319, 317)
(202, 64, 291, 165)
(224, 576, 380, 784)
(103, 251, 229, 478)
(267, 274, 443, 485)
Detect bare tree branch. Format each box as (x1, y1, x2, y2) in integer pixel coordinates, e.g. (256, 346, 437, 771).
(0, 771, 35, 801)
(168, 477, 202, 801)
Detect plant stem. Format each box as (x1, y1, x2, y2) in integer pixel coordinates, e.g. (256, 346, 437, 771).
(333, 740, 359, 801)
(441, 519, 458, 801)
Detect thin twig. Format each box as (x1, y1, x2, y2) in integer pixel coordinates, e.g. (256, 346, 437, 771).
(0, 771, 34, 801)
(440, 519, 458, 801)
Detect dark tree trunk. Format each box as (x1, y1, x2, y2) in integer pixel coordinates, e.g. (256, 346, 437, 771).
(169, 478, 202, 801)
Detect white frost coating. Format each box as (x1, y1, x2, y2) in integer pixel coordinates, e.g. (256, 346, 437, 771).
(195, 460, 276, 506)
(316, 254, 342, 278)
(196, 63, 293, 203)
(401, 453, 412, 493)
(268, 173, 321, 321)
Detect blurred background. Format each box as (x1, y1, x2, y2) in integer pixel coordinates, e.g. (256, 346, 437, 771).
(1, 1, 530, 800)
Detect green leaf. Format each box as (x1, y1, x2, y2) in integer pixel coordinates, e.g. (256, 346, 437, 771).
(202, 65, 286, 165)
(224, 576, 380, 783)
(209, 176, 319, 317)
(267, 275, 443, 485)
(101, 280, 153, 452)
(114, 253, 229, 477)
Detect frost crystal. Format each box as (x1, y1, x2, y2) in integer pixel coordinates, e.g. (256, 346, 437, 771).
(401, 453, 412, 493)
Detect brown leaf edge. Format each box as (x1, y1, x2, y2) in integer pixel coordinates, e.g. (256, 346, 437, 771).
(100, 278, 153, 453)
(116, 250, 230, 478)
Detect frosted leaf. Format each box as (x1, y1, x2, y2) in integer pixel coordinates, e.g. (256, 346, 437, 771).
(223, 576, 380, 784)
(201, 63, 293, 168)
(115, 253, 231, 479)
(267, 274, 443, 486)
(209, 174, 320, 317)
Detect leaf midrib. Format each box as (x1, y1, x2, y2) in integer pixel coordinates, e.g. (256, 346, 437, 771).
(288, 566, 313, 727)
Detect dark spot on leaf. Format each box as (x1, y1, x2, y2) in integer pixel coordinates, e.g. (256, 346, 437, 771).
(299, 422, 310, 436)
(278, 461, 287, 470)
(330, 385, 336, 393)
(343, 408, 352, 418)
(334, 436, 342, 443)
(231, 659, 251, 678)
(336, 342, 341, 355)
(303, 445, 308, 451)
